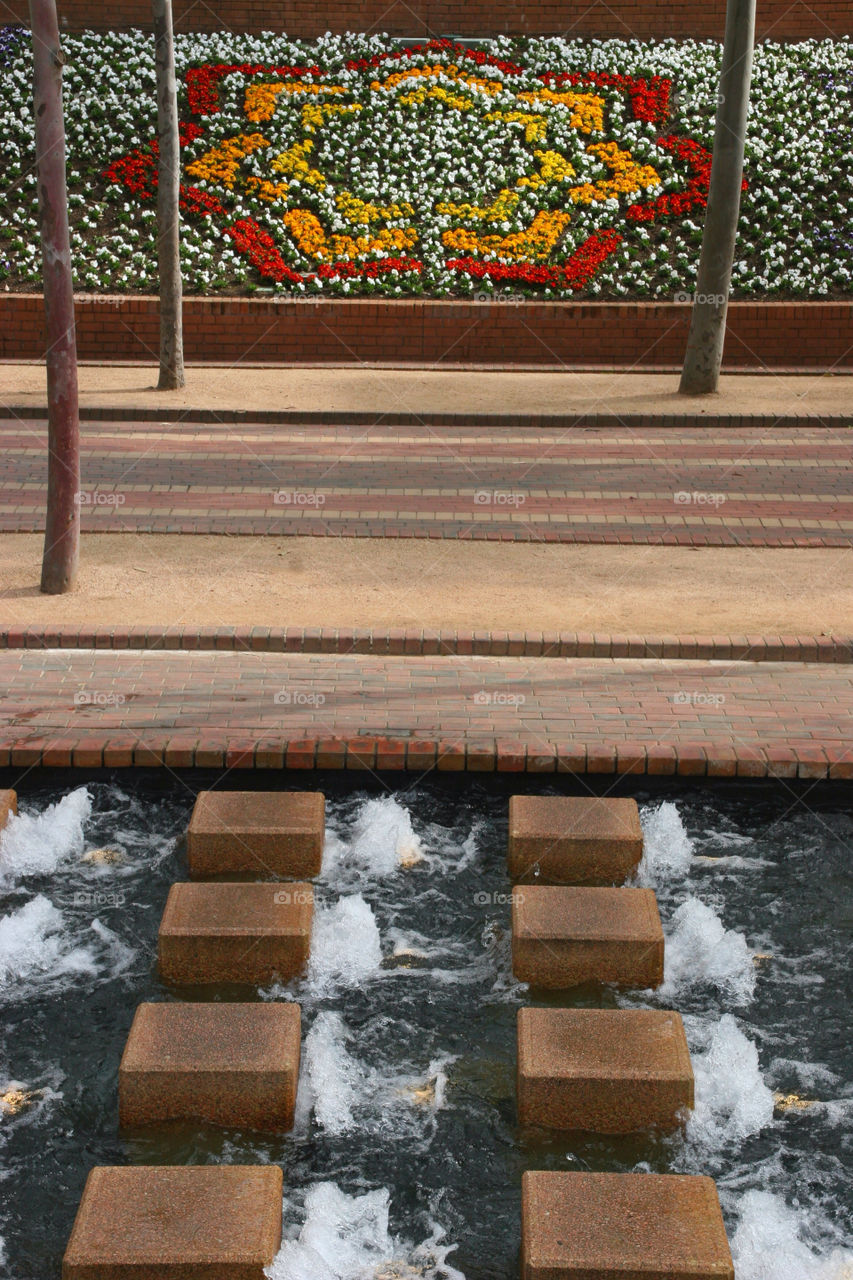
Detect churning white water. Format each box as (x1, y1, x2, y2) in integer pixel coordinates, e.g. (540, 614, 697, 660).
(305, 894, 383, 993)
(685, 1014, 775, 1154)
(265, 1183, 464, 1280)
(0, 896, 98, 993)
(731, 1190, 853, 1280)
(297, 1009, 452, 1141)
(322, 797, 423, 883)
(659, 896, 756, 1005)
(0, 789, 92, 881)
(636, 800, 694, 886)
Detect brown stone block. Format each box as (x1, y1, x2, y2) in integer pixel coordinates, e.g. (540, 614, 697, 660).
(512, 887, 663, 989)
(0, 789, 17, 835)
(187, 790, 324, 878)
(517, 1007, 693, 1133)
(521, 1171, 734, 1279)
(508, 796, 643, 884)
(119, 1002, 301, 1131)
(158, 882, 312, 985)
(63, 1164, 283, 1280)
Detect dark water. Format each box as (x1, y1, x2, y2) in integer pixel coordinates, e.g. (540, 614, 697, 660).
(0, 773, 851, 1279)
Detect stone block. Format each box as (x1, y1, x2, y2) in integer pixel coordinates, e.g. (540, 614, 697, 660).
(119, 1001, 301, 1131)
(187, 790, 324, 878)
(158, 881, 312, 985)
(517, 1007, 693, 1133)
(0, 789, 17, 835)
(521, 1171, 734, 1279)
(509, 796, 643, 884)
(63, 1164, 283, 1280)
(512, 886, 663, 989)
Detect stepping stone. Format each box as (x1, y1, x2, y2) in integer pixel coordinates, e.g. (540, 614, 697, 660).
(517, 1007, 693, 1133)
(512, 886, 663, 989)
(63, 1164, 283, 1280)
(0, 789, 16, 835)
(119, 1002, 301, 1131)
(158, 881, 312, 986)
(187, 790, 324, 878)
(508, 795, 643, 884)
(521, 1171, 734, 1280)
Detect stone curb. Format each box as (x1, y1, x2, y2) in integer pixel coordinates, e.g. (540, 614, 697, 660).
(1, 625, 849, 663)
(5, 404, 851, 429)
(1, 733, 850, 779)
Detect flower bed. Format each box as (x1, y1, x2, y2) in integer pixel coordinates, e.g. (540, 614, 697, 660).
(1, 29, 851, 299)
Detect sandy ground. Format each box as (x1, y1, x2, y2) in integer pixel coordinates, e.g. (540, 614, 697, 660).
(1, 364, 851, 418)
(1, 535, 850, 634)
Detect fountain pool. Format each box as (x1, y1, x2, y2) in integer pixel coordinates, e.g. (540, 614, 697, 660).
(0, 773, 851, 1280)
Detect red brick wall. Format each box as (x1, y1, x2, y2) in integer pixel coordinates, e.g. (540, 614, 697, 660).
(3, 0, 850, 39)
(2, 295, 850, 369)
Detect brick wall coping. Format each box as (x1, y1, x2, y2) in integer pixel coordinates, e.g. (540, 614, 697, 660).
(2, 624, 849, 663)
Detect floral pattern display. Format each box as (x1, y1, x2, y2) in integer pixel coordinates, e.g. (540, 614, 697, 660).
(1, 29, 851, 298)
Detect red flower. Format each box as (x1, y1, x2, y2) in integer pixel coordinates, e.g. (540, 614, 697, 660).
(447, 229, 621, 291)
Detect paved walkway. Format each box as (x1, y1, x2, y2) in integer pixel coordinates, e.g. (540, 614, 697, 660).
(1, 650, 850, 777)
(2, 419, 851, 544)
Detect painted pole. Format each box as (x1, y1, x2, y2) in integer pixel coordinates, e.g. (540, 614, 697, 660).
(153, 0, 185, 389)
(678, 0, 756, 395)
(30, 0, 80, 593)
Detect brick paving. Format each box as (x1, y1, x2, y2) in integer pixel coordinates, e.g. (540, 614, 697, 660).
(2, 418, 852, 545)
(1, 649, 850, 777)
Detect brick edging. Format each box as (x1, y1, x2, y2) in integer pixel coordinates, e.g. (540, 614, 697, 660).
(5, 405, 852, 430)
(1, 734, 849, 779)
(1, 625, 850, 663)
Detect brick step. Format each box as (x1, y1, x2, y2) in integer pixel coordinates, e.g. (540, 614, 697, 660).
(187, 789, 325, 879)
(119, 1002, 301, 1131)
(517, 1007, 693, 1133)
(63, 1165, 283, 1280)
(508, 795, 644, 884)
(521, 1171, 733, 1279)
(157, 881, 313, 986)
(512, 886, 663, 989)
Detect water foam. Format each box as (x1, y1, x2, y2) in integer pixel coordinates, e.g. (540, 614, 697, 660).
(636, 801, 693, 886)
(0, 788, 92, 880)
(731, 1190, 853, 1280)
(659, 896, 755, 1004)
(306, 894, 382, 993)
(686, 1014, 774, 1153)
(323, 798, 423, 882)
(266, 1183, 464, 1280)
(297, 1010, 453, 1141)
(0, 896, 99, 993)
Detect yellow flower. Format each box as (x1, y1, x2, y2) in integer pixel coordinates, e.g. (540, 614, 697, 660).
(271, 139, 326, 190)
(336, 192, 414, 225)
(435, 188, 519, 222)
(569, 141, 659, 203)
(244, 81, 347, 123)
(517, 149, 577, 189)
(186, 132, 270, 189)
(485, 110, 548, 143)
(442, 209, 570, 261)
(517, 89, 604, 134)
(284, 207, 418, 261)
